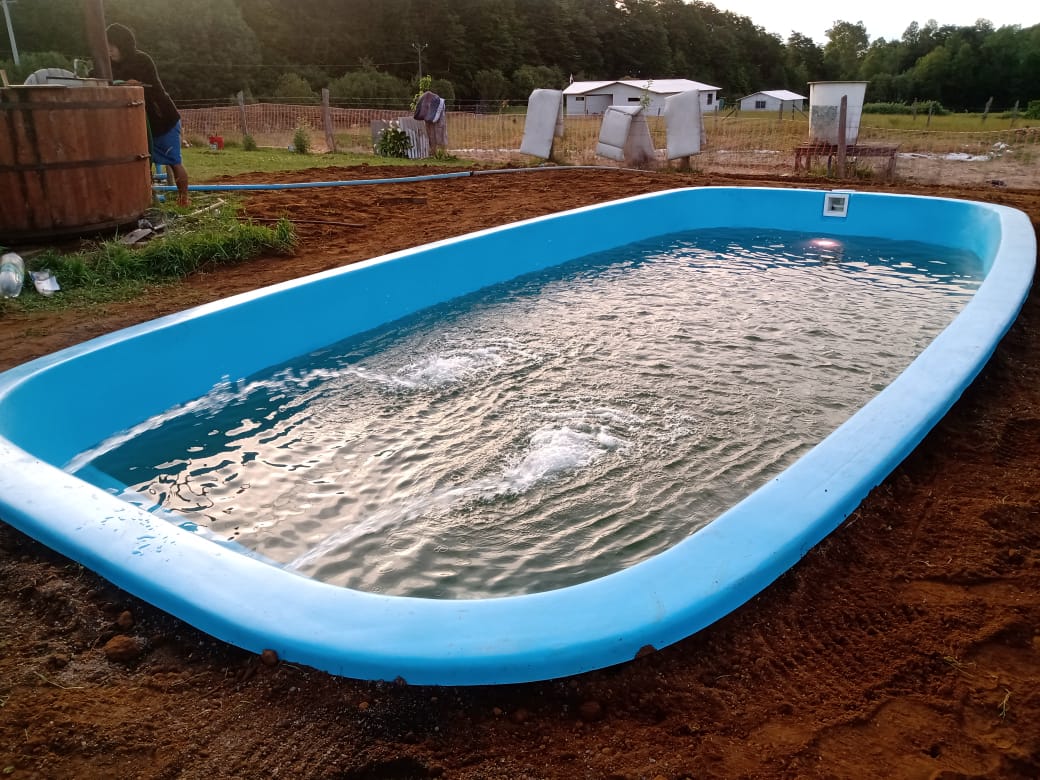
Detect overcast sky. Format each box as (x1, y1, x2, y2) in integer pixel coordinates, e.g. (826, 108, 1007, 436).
(710, 0, 1039, 45)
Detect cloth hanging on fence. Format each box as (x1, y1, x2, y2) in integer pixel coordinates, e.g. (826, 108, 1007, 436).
(414, 91, 444, 122)
(414, 91, 447, 152)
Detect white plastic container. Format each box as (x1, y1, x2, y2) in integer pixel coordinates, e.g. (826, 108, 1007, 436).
(808, 81, 868, 145)
(0, 253, 25, 298)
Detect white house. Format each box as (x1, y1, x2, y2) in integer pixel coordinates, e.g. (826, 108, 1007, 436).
(563, 79, 721, 117)
(737, 90, 807, 113)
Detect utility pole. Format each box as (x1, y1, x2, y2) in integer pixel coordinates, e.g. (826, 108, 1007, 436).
(412, 42, 428, 80)
(2, 0, 19, 66)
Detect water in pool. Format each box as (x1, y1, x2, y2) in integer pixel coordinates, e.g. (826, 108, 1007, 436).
(72, 228, 983, 598)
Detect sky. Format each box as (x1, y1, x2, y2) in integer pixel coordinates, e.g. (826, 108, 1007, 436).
(710, 0, 1039, 45)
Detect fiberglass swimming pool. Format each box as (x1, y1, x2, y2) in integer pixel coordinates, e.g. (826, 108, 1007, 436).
(0, 187, 1034, 684)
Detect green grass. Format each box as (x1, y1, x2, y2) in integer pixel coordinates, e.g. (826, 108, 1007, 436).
(5, 146, 469, 315)
(860, 113, 1035, 132)
(1, 198, 295, 314)
(717, 110, 1036, 132)
(184, 146, 473, 182)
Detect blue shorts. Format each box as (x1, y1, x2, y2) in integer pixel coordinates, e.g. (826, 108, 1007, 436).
(151, 120, 183, 166)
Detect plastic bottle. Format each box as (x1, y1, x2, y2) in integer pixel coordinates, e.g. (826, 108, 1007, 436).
(0, 253, 25, 298)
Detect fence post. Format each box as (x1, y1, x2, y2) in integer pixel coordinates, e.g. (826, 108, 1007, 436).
(237, 91, 249, 138)
(836, 95, 847, 178)
(322, 88, 337, 153)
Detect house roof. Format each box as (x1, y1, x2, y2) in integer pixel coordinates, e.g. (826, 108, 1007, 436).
(740, 89, 807, 101)
(564, 78, 721, 96)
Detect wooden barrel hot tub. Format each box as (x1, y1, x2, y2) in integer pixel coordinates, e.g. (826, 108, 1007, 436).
(0, 84, 153, 242)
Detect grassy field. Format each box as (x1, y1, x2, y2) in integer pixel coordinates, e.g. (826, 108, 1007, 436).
(181, 146, 473, 183)
(718, 109, 1035, 132)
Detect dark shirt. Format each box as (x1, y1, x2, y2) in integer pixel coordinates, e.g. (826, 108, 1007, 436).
(111, 51, 180, 137)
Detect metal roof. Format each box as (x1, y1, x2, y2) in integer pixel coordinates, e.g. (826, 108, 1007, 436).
(740, 89, 807, 101)
(563, 78, 721, 96)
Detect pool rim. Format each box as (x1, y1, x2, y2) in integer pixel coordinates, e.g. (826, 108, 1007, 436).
(0, 186, 1034, 685)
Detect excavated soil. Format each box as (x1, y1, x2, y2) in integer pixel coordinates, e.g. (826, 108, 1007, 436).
(1, 166, 1039, 779)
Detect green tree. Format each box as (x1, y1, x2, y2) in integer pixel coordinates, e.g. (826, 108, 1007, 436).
(428, 78, 457, 104)
(908, 45, 952, 102)
(105, 0, 262, 100)
(785, 32, 826, 89)
(472, 68, 510, 103)
(859, 39, 902, 101)
(823, 20, 870, 79)
(6, 0, 86, 59)
(269, 73, 318, 103)
(512, 64, 566, 98)
(328, 63, 411, 106)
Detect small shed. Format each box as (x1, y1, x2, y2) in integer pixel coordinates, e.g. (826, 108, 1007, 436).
(564, 79, 721, 117)
(737, 90, 806, 113)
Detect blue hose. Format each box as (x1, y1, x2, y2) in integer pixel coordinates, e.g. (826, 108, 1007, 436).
(153, 165, 647, 193)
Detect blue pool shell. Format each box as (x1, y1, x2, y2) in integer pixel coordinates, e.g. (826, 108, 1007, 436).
(0, 187, 1034, 685)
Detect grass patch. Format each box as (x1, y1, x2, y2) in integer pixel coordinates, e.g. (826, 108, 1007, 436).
(184, 146, 473, 182)
(1, 198, 295, 314)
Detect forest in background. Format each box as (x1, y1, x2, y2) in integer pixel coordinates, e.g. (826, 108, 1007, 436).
(1, 0, 1038, 112)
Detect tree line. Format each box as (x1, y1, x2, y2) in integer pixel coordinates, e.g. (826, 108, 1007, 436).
(2, 0, 1037, 112)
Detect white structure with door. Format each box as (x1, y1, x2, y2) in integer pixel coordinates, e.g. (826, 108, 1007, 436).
(737, 90, 806, 113)
(564, 79, 720, 117)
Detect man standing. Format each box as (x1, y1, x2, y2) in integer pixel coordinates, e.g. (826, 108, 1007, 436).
(105, 23, 190, 206)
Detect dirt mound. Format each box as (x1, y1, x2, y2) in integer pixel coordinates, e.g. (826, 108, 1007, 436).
(2, 167, 1038, 779)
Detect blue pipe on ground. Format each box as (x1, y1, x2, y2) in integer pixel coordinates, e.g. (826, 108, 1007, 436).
(153, 166, 649, 193)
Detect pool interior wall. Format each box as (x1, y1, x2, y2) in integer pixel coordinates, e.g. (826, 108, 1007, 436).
(0, 187, 1034, 684)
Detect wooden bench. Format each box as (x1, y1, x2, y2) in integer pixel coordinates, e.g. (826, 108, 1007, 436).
(794, 143, 900, 178)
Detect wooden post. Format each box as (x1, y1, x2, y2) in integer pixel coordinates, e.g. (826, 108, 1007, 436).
(982, 96, 993, 124)
(322, 88, 336, 153)
(835, 95, 847, 179)
(237, 90, 249, 138)
(82, 0, 111, 81)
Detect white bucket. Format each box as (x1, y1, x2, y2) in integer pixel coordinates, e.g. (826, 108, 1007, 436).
(808, 81, 868, 145)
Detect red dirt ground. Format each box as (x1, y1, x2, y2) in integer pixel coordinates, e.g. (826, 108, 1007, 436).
(1, 166, 1038, 779)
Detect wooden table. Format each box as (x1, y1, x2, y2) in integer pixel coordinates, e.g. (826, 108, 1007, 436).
(794, 143, 899, 178)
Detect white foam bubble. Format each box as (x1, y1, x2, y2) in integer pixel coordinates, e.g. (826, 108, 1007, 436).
(286, 415, 629, 574)
(345, 340, 533, 392)
(497, 424, 625, 494)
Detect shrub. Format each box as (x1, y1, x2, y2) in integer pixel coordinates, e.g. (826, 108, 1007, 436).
(375, 120, 411, 158)
(0, 50, 75, 83)
(270, 73, 318, 104)
(291, 126, 311, 154)
(241, 134, 258, 151)
(328, 64, 411, 107)
(862, 101, 949, 116)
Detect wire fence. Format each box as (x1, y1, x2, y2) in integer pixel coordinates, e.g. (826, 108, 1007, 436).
(179, 102, 1040, 189)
